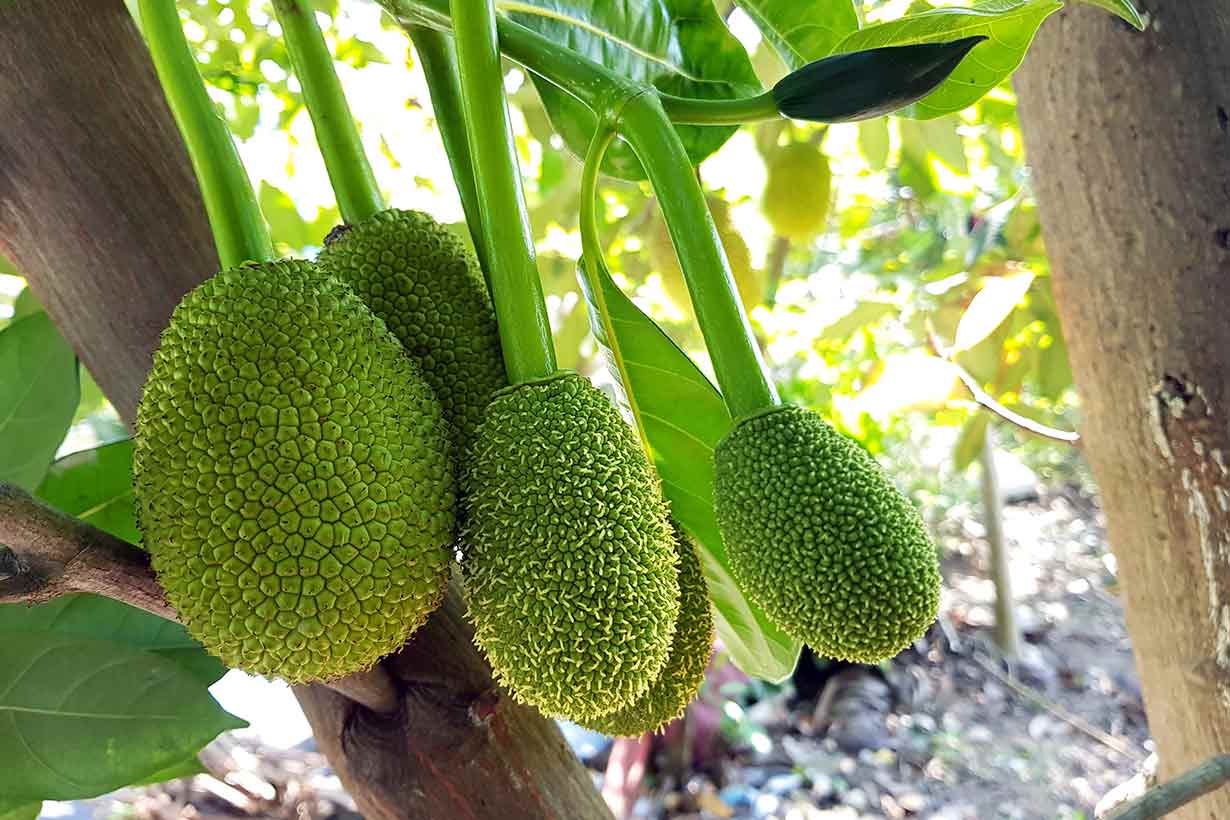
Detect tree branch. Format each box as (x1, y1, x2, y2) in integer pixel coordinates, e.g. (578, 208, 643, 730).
(1107, 755, 1230, 820)
(0, 481, 173, 620)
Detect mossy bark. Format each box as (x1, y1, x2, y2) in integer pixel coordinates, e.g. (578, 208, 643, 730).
(1015, 4, 1230, 816)
(0, 2, 610, 817)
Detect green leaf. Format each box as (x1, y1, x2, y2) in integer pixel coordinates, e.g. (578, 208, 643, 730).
(1075, 0, 1143, 30)
(12, 288, 39, 320)
(952, 271, 1035, 352)
(818, 300, 897, 342)
(953, 411, 989, 471)
(35, 440, 139, 544)
(833, 0, 1062, 119)
(132, 755, 208, 786)
(577, 261, 801, 682)
(258, 181, 341, 253)
(0, 802, 40, 820)
(734, 0, 859, 67)
(504, 0, 761, 180)
(901, 115, 967, 172)
(0, 633, 244, 802)
(0, 312, 80, 491)
(0, 595, 227, 686)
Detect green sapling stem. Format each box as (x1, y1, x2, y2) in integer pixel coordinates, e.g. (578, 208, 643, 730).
(409, 25, 491, 284)
(272, 0, 385, 226)
(139, 0, 272, 268)
(658, 91, 780, 125)
(618, 93, 779, 418)
(451, 0, 555, 383)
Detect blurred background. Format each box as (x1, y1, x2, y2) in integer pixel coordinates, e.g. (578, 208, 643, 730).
(0, 1, 1146, 818)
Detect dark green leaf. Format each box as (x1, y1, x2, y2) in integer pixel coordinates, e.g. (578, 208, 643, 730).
(0, 313, 80, 490)
(954, 411, 989, 471)
(0, 633, 244, 801)
(1075, 0, 1143, 30)
(132, 756, 208, 786)
(0, 595, 227, 686)
(578, 259, 800, 681)
(735, 0, 859, 67)
(505, 0, 761, 179)
(0, 801, 40, 820)
(832, 0, 1062, 119)
(35, 440, 139, 544)
(772, 37, 985, 122)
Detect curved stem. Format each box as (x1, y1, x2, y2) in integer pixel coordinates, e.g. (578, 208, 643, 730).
(577, 126, 650, 453)
(658, 91, 780, 125)
(452, 0, 555, 383)
(409, 25, 491, 284)
(617, 93, 778, 418)
(138, 0, 272, 267)
(273, 0, 384, 225)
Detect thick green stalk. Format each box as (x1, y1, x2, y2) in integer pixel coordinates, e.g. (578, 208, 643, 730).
(139, 0, 272, 267)
(272, 0, 384, 225)
(618, 92, 778, 418)
(658, 91, 779, 125)
(451, 0, 554, 382)
(409, 25, 491, 283)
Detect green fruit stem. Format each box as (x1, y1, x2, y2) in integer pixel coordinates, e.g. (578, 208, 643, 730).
(272, 0, 385, 226)
(451, 0, 555, 383)
(408, 25, 491, 285)
(386, 0, 779, 416)
(139, 0, 272, 268)
(658, 91, 781, 125)
(618, 93, 778, 417)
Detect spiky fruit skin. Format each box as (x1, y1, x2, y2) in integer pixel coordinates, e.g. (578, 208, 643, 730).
(648, 196, 761, 315)
(581, 526, 714, 736)
(461, 372, 679, 720)
(317, 208, 505, 451)
(762, 143, 831, 242)
(713, 406, 939, 663)
(134, 260, 455, 682)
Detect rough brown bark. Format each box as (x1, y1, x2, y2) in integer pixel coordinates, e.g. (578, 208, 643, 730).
(0, 2, 609, 817)
(1015, 4, 1230, 816)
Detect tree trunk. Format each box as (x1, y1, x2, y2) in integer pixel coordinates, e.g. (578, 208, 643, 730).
(0, 2, 609, 817)
(1015, 4, 1230, 815)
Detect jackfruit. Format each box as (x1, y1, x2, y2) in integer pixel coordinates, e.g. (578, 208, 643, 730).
(461, 372, 679, 720)
(581, 525, 714, 736)
(317, 208, 504, 451)
(713, 406, 939, 663)
(648, 196, 761, 315)
(134, 260, 455, 682)
(762, 142, 832, 242)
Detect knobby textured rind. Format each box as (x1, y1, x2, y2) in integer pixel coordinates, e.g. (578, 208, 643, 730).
(133, 260, 456, 682)
(581, 525, 714, 736)
(461, 372, 679, 721)
(713, 406, 940, 663)
(317, 208, 505, 452)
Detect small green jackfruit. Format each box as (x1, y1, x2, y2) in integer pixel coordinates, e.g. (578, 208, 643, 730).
(713, 406, 939, 663)
(581, 525, 714, 736)
(762, 143, 831, 242)
(317, 208, 505, 451)
(134, 260, 455, 682)
(648, 196, 762, 315)
(461, 372, 679, 720)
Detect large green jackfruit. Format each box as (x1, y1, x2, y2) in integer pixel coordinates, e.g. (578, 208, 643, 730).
(317, 208, 505, 451)
(713, 406, 939, 663)
(581, 525, 714, 736)
(461, 372, 679, 720)
(134, 260, 455, 682)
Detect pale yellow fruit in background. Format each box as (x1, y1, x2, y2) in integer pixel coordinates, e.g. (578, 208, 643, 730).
(762, 142, 832, 242)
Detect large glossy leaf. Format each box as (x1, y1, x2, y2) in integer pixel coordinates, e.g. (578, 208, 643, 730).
(577, 260, 800, 682)
(0, 802, 40, 820)
(0, 312, 80, 490)
(0, 595, 226, 685)
(735, 0, 859, 67)
(0, 633, 244, 801)
(503, 0, 761, 179)
(35, 440, 140, 545)
(833, 0, 1062, 119)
